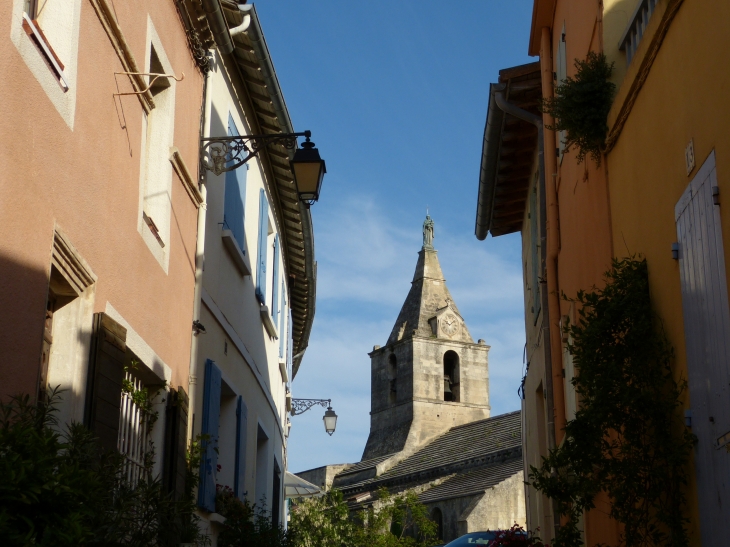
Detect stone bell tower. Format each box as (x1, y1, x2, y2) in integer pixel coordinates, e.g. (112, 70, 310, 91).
(362, 216, 490, 460)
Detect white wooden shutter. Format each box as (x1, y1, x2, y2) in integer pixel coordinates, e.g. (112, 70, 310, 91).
(675, 150, 730, 540)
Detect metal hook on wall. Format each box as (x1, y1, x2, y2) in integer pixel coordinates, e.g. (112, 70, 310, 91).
(113, 72, 185, 97)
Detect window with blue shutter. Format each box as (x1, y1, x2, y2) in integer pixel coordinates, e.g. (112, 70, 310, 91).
(279, 281, 286, 359)
(234, 395, 248, 500)
(272, 234, 280, 322)
(256, 189, 269, 304)
(224, 114, 247, 252)
(198, 359, 221, 512)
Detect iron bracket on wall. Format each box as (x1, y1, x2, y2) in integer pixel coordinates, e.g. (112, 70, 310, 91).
(200, 131, 310, 177)
(113, 71, 184, 97)
(290, 398, 331, 416)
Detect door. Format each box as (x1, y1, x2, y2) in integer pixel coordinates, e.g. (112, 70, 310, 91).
(675, 150, 730, 540)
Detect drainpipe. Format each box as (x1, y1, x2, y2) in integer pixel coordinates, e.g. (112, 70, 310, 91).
(494, 73, 564, 541)
(229, 4, 252, 37)
(539, 26, 566, 447)
(201, 0, 233, 54)
(187, 60, 212, 443)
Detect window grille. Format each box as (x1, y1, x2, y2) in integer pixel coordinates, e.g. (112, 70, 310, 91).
(118, 370, 151, 486)
(619, 0, 659, 64)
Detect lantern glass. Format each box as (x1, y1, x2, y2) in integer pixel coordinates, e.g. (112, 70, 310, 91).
(290, 141, 326, 202)
(323, 407, 338, 436)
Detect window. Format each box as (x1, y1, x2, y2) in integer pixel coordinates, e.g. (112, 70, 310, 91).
(279, 282, 287, 359)
(198, 359, 221, 512)
(255, 189, 269, 304)
(619, 0, 659, 64)
(388, 354, 397, 405)
(443, 351, 460, 402)
(13, 0, 81, 127)
(162, 387, 189, 500)
(118, 366, 152, 486)
(43, 229, 96, 426)
(234, 396, 248, 500)
(272, 234, 280, 322)
(139, 34, 176, 270)
(255, 423, 271, 509)
(224, 115, 247, 252)
(272, 459, 282, 527)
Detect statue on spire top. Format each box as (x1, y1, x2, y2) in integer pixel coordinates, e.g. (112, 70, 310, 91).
(423, 215, 435, 250)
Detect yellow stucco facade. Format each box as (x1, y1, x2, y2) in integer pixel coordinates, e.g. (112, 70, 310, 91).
(606, 0, 730, 542)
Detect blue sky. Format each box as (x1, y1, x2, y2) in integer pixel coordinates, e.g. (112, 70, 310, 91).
(254, 1, 535, 472)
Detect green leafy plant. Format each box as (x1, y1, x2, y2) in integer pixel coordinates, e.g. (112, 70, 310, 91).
(352, 487, 437, 547)
(289, 487, 437, 547)
(529, 258, 695, 547)
(288, 489, 354, 547)
(0, 388, 209, 546)
(542, 52, 615, 164)
(216, 487, 290, 547)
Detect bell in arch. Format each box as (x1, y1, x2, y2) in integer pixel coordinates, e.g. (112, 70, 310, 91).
(444, 375, 453, 401)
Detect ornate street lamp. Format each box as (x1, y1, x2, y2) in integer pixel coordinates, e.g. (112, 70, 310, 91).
(290, 136, 326, 204)
(291, 398, 338, 436)
(200, 130, 326, 204)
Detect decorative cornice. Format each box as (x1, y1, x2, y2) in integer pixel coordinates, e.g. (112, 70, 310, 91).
(169, 147, 203, 207)
(52, 225, 97, 294)
(605, 0, 684, 153)
(88, 0, 155, 113)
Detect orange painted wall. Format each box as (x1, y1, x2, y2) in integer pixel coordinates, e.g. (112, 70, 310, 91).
(0, 1, 203, 394)
(530, 0, 619, 543)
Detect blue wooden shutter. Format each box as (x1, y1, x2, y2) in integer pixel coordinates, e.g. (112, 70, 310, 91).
(256, 189, 269, 304)
(272, 234, 280, 323)
(234, 395, 248, 500)
(224, 114, 246, 252)
(279, 282, 286, 359)
(198, 359, 221, 512)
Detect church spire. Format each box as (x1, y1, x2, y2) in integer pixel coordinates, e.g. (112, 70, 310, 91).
(386, 217, 473, 345)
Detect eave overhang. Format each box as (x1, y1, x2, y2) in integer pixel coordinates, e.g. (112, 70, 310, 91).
(475, 62, 542, 239)
(188, 0, 316, 378)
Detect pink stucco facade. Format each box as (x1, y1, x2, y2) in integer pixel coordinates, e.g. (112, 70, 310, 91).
(0, 0, 203, 400)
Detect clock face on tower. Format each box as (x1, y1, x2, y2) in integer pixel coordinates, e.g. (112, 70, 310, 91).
(441, 313, 460, 337)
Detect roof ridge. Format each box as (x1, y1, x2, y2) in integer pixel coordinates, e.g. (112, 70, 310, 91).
(448, 410, 520, 431)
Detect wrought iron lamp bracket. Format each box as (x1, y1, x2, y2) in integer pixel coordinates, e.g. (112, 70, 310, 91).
(200, 131, 310, 177)
(290, 398, 331, 416)
(113, 71, 185, 97)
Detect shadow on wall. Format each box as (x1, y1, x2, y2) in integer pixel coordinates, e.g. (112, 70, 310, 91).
(0, 253, 50, 399)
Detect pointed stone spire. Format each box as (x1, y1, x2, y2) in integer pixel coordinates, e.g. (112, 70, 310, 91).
(386, 217, 473, 345)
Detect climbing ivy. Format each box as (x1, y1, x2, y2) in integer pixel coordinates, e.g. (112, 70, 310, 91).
(529, 258, 695, 547)
(542, 52, 615, 164)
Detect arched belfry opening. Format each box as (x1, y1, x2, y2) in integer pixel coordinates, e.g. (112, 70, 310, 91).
(388, 353, 397, 404)
(443, 350, 460, 402)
